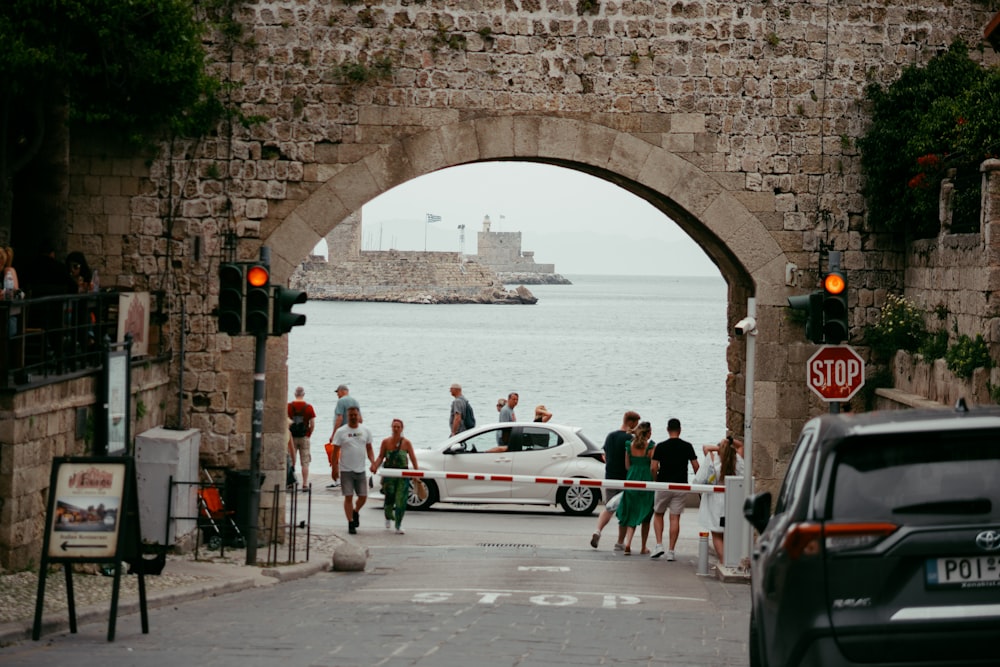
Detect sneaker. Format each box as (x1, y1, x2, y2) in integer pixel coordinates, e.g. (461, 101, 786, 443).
(353, 510, 360, 527)
(651, 545, 665, 559)
(590, 531, 601, 549)
(395, 527, 405, 535)
(666, 550, 676, 561)
(326, 482, 340, 488)
(348, 522, 357, 535)
(385, 519, 392, 529)
(613, 542, 625, 552)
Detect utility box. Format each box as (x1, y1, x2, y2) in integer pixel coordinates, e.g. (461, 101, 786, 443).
(723, 476, 747, 569)
(135, 427, 201, 545)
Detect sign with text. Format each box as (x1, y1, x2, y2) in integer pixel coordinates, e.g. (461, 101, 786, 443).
(807, 345, 865, 402)
(46, 460, 127, 560)
(35, 457, 147, 642)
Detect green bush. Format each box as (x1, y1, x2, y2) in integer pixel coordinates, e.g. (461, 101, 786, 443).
(918, 329, 949, 361)
(945, 334, 992, 379)
(865, 294, 928, 359)
(858, 41, 991, 239)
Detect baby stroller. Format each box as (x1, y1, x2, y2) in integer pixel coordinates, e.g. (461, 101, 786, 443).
(198, 470, 246, 550)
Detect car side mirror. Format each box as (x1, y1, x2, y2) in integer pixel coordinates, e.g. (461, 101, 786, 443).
(446, 443, 466, 455)
(743, 492, 772, 534)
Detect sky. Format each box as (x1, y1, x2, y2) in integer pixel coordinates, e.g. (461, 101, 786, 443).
(312, 162, 720, 277)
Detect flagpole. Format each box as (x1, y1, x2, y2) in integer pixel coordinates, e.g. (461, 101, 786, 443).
(425, 213, 440, 251)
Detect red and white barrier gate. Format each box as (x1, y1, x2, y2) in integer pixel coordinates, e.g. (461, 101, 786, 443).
(378, 468, 725, 495)
(380, 469, 749, 569)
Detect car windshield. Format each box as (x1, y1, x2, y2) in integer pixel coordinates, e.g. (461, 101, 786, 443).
(829, 430, 1000, 524)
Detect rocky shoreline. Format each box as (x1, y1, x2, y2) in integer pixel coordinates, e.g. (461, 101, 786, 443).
(498, 272, 572, 285)
(307, 284, 537, 305)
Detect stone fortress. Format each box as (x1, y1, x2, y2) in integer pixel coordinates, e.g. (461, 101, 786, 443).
(290, 212, 568, 303)
(474, 215, 571, 285)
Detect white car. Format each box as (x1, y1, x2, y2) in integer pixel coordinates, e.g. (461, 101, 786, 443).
(376, 422, 606, 515)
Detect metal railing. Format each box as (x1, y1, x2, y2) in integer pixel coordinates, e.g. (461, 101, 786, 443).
(0, 291, 124, 388)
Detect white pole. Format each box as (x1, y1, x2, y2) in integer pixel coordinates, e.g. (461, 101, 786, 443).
(742, 297, 756, 565)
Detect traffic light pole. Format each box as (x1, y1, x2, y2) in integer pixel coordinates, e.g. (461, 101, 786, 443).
(245, 246, 271, 565)
(246, 332, 267, 564)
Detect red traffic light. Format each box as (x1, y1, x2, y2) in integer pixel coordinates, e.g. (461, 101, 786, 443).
(823, 272, 845, 295)
(247, 265, 269, 287)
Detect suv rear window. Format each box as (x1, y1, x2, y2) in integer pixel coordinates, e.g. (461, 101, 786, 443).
(830, 431, 1000, 524)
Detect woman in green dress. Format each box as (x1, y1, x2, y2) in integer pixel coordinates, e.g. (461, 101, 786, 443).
(371, 419, 419, 534)
(615, 421, 655, 555)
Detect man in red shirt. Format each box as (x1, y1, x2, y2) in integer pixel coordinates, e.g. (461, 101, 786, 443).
(287, 386, 317, 492)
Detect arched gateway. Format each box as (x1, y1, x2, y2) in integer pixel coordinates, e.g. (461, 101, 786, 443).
(263, 115, 788, 485)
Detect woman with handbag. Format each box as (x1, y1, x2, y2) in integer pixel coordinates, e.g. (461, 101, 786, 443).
(371, 419, 419, 534)
(695, 435, 744, 559)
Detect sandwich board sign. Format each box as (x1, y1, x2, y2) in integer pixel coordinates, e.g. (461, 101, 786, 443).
(33, 457, 148, 642)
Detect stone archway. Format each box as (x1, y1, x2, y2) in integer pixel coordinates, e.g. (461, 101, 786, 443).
(263, 115, 794, 490)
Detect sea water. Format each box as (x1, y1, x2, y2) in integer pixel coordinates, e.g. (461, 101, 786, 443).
(286, 274, 729, 463)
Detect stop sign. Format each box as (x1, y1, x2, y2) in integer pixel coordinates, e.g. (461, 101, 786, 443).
(806, 345, 865, 401)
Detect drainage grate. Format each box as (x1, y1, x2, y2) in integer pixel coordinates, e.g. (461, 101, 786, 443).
(478, 543, 535, 548)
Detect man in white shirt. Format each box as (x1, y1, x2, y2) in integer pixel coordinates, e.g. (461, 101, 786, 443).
(331, 406, 375, 534)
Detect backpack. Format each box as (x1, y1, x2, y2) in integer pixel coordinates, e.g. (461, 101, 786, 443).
(289, 403, 309, 437)
(462, 400, 476, 430)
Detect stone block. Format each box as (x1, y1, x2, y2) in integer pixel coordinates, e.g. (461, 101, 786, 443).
(332, 542, 368, 571)
(475, 116, 515, 159)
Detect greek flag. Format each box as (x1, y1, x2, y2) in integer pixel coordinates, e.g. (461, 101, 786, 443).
(426, 213, 441, 223)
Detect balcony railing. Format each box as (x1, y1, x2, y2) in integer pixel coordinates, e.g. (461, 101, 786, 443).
(0, 291, 149, 389)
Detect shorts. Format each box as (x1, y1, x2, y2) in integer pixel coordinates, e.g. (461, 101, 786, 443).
(654, 490, 689, 515)
(291, 436, 311, 465)
(340, 470, 369, 497)
(604, 488, 622, 505)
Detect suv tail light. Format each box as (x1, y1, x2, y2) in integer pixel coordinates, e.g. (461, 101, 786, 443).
(783, 522, 898, 559)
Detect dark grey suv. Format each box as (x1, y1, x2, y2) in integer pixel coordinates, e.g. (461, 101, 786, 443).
(744, 404, 1000, 667)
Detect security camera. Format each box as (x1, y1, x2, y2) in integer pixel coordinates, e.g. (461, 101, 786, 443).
(734, 317, 757, 336)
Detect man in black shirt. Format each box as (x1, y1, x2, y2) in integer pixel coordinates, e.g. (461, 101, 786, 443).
(650, 417, 700, 560)
(589, 410, 640, 550)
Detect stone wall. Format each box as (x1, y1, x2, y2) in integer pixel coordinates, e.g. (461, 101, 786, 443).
(292, 251, 507, 299)
(0, 361, 171, 570)
(31, 0, 1000, 521)
(898, 161, 1000, 364)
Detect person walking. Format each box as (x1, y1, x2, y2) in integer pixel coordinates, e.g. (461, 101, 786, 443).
(449, 383, 474, 436)
(327, 384, 361, 488)
(287, 386, 316, 492)
(696, 435, 745, 559)
(650, 417, 700, 561)
(331, 406, 375, 535)
(615, 421, 656, 555)
(498, 392, 518, 423)
(330, 384, 361, 436)
(371, 419, 419, 534)
(494, 391, 518, 448)
(590, 410, 640, 550)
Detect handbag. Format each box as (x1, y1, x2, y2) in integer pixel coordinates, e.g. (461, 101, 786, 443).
(605, 492, 622, 511)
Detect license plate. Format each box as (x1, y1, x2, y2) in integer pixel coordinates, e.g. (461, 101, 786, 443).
(926, 556, 1000, 589)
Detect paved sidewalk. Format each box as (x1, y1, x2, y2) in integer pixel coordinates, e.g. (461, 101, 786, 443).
(0, 543, 332, 646)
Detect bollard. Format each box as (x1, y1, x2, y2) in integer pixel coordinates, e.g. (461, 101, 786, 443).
(697, 532, 710, 576)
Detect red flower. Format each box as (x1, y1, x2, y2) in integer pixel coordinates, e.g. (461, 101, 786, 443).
(916, 153, 940, 169)
(908, 173, 928, 189)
